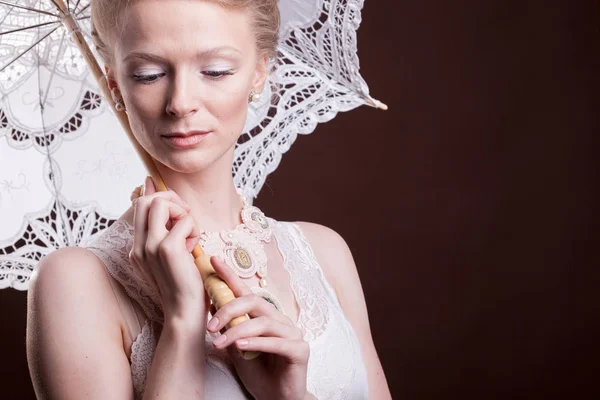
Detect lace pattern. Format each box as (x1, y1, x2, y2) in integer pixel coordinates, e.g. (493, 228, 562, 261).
(130, 320, 156, 397)
(85, 218, 368, 399)
(273, 219, 330, 341)
(87, 220, 163, 324)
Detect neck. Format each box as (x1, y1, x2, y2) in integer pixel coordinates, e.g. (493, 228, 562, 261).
(123, 150, 245, 233)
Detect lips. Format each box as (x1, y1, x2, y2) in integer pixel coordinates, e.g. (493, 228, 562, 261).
(162, 130, 210, 138)
(161, 131, 211, 148)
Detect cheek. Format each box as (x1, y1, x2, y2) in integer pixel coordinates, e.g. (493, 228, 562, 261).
(205, 82, 250, 136)
(126, 95, 162, 144)
(127, 87, 165, 120)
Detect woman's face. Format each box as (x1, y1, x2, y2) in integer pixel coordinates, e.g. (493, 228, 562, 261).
(106, 0, 268, 173)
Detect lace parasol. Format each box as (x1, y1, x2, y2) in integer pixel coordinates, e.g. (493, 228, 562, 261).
(0, 0, 386, 290)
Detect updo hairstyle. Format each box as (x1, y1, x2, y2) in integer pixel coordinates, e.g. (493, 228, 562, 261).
(90, 0, 280, 68)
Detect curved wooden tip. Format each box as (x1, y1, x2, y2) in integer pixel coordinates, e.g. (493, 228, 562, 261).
(366, 97, 388, 111)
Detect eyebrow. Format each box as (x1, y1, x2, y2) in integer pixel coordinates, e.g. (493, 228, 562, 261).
(123, 46, 243, 63)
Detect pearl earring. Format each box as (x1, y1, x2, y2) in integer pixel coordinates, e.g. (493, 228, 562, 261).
(111, 87, 126, 112)
(249, 91, 260, 103)
(115, 99, 126, 112)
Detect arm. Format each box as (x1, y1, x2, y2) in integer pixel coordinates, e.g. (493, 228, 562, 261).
(142, 310, 207, 399)
(26, 247, 207, 400)
(296, 222, 392, 400)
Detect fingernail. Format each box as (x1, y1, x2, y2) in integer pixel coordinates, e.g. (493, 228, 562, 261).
(217, 256, 225, 263)
(236, 339, 248, 347)
(213, 334, 227, 346)
(207, 317, 219, 331)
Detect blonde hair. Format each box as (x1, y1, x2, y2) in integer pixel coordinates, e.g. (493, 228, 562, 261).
(91, 0, 280, 67)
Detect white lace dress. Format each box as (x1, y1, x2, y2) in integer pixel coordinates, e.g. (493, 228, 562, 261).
(86, 218, 369, 399)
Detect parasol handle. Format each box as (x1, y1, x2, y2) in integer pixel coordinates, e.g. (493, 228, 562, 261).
(56, 3, 259, 360)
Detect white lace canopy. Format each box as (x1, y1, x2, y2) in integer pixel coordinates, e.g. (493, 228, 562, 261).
(0, 0, 385, 290)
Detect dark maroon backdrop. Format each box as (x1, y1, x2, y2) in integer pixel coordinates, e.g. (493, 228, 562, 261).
(1, 1, 598, 398)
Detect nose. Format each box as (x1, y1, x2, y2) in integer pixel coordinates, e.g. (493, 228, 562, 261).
(165, 71, 199, 118)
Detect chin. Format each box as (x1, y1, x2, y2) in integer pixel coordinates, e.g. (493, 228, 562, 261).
(159, 152, 213, 173)
(157, 145, 235, 174)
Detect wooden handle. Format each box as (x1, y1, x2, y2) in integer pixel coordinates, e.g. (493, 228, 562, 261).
(56, 4, 259, 360)
(194, 254, 260, 360)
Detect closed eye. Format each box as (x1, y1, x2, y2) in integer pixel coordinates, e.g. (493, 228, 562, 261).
(132, 70, 234, 84)
(132, 73, 165, 84)
(203, 70, 234, 79)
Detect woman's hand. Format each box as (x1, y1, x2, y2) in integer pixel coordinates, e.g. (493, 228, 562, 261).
(207, 256, 311, 400)
(129, 176, 207, 326)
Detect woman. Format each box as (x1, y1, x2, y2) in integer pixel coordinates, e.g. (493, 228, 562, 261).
(26, 0, 391, 398)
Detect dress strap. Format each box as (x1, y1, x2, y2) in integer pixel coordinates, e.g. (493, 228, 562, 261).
(270, 219, 333, 342)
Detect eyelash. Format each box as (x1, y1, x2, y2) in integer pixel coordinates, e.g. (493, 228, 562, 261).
(132, 70, 234, 84)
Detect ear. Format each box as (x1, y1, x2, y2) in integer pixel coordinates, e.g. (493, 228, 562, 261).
(251, 53, 269, 93)
(104, 65, 119, 91)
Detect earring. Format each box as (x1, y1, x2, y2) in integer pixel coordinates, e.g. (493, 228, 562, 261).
(115, 99, 126, 112)
(111, 87, 126, 112)
(248, 90, 260, 103)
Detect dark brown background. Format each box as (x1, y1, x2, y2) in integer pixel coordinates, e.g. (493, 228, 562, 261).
(1, 0, 598, 398)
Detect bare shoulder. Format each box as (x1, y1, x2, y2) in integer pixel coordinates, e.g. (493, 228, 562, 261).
(293, 221, 348, 249)
(28, 247, 120, 322)
(30, 247, 110, 295)
(293, 221, 352, 260)
(27, 247, 133, 399)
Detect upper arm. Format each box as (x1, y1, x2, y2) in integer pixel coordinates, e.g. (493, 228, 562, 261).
(295, 222, 392, 400)
(27, 247, 134, 400)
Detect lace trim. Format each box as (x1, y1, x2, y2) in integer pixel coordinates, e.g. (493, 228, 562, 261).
(87, 220, 163, 324)
(130, 320, 156, 399)
(273, 219, 330, 341)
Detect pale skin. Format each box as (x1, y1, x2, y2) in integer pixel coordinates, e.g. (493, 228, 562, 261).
(26, 0, 391, 399)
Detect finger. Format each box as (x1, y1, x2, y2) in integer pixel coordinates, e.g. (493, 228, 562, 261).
(132, 193, 190, 261)
(144, 176, 156, 195)
(207, 293, 289, 332)
(159, 215, 199, 261)
(146, 198, 189, 251)
(172, 214, 200, 253)
(210, 256, 253, 298)
(130, 185, 143, 204)
(235, 337, 309, 364)
(186, 236, 201, 253)
(211, 316, 301, 349)
(143, 176, 191, 212)
(132, 195, 151, 262)
(133, 192, 186, 258)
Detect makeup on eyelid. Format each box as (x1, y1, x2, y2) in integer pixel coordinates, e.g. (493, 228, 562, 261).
(131, 64, 235, 75)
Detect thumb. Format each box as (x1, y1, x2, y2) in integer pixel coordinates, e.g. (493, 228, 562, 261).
(185, 234, 200, 253)
(144, 175, 157, 195)
(130, 185, 143, 204)
(210, 256, 252, 297)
